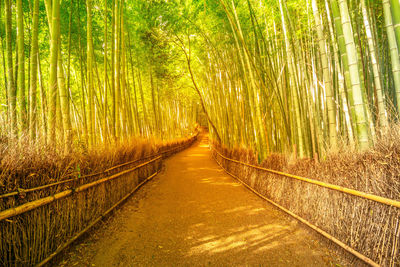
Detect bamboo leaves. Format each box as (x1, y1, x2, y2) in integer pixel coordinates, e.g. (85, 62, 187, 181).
(0, 0, 399, 158)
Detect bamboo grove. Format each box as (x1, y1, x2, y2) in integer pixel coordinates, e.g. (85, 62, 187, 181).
(1, 0, 400, 160)
(182, 0, 400, 160)
(0, 0, 199, 152)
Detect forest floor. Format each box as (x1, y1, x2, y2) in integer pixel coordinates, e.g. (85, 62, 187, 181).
(60, 133, 347, 266)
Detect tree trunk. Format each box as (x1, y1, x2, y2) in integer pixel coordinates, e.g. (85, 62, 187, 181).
(312, 0, 337, 148)
(29, 0, 39, 140)
(17, 0, 26, 131)
(361, 0, 388, 130)
(337, 0, 370, 149)
(383, 0, 400, 115)
(103, 0, 108, 142)
(87, 0, 95, 146)
(5, 0, 16, 137)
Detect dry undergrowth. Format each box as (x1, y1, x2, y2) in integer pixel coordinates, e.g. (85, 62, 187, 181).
(0, 132, 198, 266)
(213, 126, 400, 267)
(0, 134, 195, 194)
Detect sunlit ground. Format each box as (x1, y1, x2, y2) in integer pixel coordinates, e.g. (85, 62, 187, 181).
(61, 133, 335, 267)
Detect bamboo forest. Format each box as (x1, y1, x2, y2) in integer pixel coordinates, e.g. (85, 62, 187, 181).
(1, 0, 400, 266)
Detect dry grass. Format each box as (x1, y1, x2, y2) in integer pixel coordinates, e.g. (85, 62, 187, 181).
(0, 132, 198, 266)
(212, 126, 400, 267)
(0, 133, 198, 194)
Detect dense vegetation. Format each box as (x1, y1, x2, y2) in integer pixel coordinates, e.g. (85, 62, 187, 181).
(192, 0, 400, 160)
(0, 0, 399, 158)
(1, 0, 400, 265)
(0, 0, 199, 152)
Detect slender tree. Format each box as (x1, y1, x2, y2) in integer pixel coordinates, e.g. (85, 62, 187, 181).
(87, 0, 95, 146)
(17, 0, 26, 130)
(5, 0, 16, 137)
(337, 0, 370, 149)
(390, 0, 400, 49)
(29, 0, 40, 140)
(312, 0, 337, 148)
(383, 0, 400, 114)
(103, 0, 108, 142)
(361, 0, 388, 130)
(47, 0, 60, 145)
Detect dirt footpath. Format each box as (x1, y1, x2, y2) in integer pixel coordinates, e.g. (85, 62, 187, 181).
(61, 134, 345, 266)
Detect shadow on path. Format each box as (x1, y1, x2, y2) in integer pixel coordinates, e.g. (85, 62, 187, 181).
(61, 133, 342, 266)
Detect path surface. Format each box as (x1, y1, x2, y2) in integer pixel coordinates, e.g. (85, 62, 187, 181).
(61, 134, 343, 266)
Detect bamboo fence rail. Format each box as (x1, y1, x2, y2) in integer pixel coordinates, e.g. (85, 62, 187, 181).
(36, 170, 160, 267)
(212, 147, 400, 208)
(211, 146, 400, 267)
(213, 156, 379, 267)
(0, 156, 161, 221)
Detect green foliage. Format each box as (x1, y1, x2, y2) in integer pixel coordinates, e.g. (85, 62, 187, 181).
(0, 0, 399, 158)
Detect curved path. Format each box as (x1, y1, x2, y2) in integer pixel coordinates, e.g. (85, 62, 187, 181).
(61, 134, 344, 266)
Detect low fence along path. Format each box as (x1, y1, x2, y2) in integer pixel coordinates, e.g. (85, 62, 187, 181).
(63, 134, 344, 266)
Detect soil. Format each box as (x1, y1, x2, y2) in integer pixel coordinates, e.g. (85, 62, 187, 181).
(60, 133, 346, 267)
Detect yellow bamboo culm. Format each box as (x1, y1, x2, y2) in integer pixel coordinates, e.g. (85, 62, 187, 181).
(212, 147, 400, 208)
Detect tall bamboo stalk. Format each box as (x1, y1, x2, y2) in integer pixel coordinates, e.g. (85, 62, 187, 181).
(383, 0, 400, 115)
(17, 0, 26, 131)
(103, 0, 109, 143)
(29, 0, 39, 140)
(87, 0, 95, 146)
(361, 0, 388, 130)
(312, 0, 337, 148)
(47, 0, 60, 145)
(337, 0, 370, 149)
(5, 0, 16, 137)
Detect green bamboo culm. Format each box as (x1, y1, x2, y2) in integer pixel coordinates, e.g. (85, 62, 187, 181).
(1, 0, 400, 161)
(5, 0, 17, 137)
(17, 0, 27, 131)
(384, 0, 400, 115)
(361, 0, 388, 130)
(87, 0, 95, 147)
(312, 0, 337, 149)
(390, 0, 400, 50)
(29, 0, 40, 140)
(337, 0, 370, 150)
(47, 0, 60, 146)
